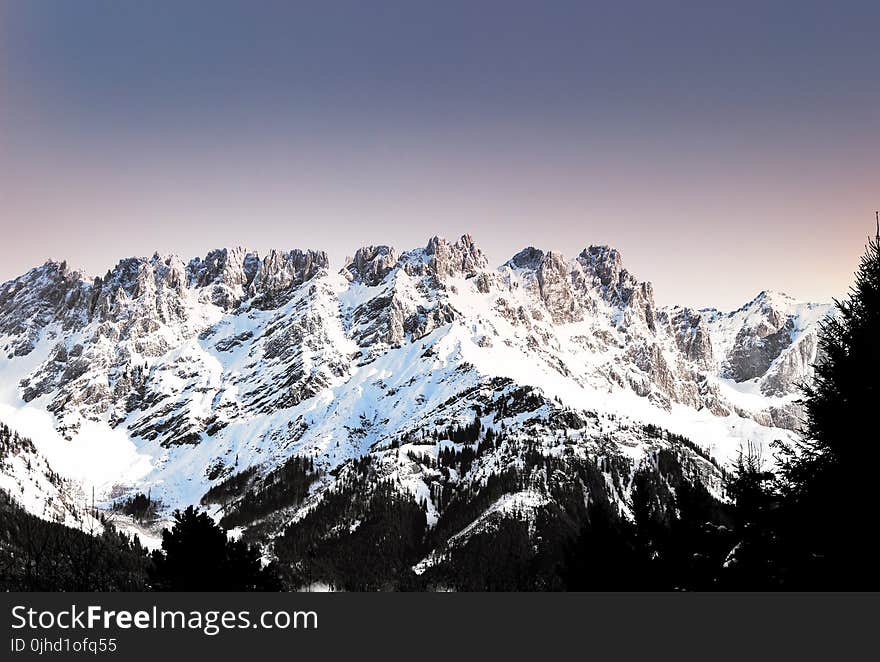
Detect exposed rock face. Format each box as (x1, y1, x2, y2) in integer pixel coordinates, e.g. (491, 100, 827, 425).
(183, 247, 329, 310)
(345, 235, 490, 352)
(4, 247, 333, 441)
(761, 332, 819, 396)
(495, 244, 831, 424)
(579, 245, 626, 292)
(0, 261, 92, 356)
(725, 317, 795, 382)
(186, 248, 259, 309)
(249, 249, 329, 309)
(423, 234, 488, 279)
(0, 236, 832, 504)
(660, 308, 715, 370)
(503, 244, 661, 327)
(342, 246, 397, 286)
(507, 247, 544, 270)
(505, 248, 582, 324)
(704, 291, 827, 395)
(577, 246, 657, 329)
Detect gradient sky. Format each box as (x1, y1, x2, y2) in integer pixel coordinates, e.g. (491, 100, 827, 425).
(1, 1, 878, 309)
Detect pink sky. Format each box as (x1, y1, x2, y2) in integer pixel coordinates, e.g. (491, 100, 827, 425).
(1, 2, 877, 309)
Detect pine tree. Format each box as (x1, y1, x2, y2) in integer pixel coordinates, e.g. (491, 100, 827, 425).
(775, 220, 880, 588)
(720, 442, 777, 589)
(149, 506, 281, 591)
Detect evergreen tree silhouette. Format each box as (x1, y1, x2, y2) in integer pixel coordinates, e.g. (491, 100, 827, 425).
(720, 442, 778, 589)
(559, 503, 645, 590)
(149, 506, 281, 591)
(775, 220, 880, 588)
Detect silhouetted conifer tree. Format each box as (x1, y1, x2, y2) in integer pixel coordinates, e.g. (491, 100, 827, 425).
(720, 443, 778, 588)
(559, 503, 645, 590)
(149, 506, 281, 591)
(775, 222, 880, 588)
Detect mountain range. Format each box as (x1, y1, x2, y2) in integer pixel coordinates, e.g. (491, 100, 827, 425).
(0, 235, 832, 588)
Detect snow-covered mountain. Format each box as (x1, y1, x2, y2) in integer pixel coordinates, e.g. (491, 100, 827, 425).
(0, 235, 832, 585)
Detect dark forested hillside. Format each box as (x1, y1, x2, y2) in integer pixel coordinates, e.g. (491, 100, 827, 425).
(239, 422, 732, 591)
(0, 488, 151, 591)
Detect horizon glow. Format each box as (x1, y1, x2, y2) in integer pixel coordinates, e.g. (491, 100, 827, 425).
(1, 2, 878, 309)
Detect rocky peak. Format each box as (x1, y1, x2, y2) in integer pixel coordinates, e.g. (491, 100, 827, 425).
(0, 261, 92, 353)
(504, 247, 569, 279)
(96, 254, 187, 302)
(576, 245, 656, 328)
(147, 253, 188, 292)
(422, 234, 488, 278)
(719, 292, 800, 382)
(506, 247, 546, 271)
(102, 257, 148, 297)
(740, 290, 795, 327)
(578, 245, 625, 289)
(501, 244, 660, 326)
(181, 247, 329, 310)
(250, 249, 329, 296)
(502, 247, 581, 323)
(0, 260, 83, 310)
(342, 245, 397, 286)
(533, 251, 581, 323)
(186, 247, 259, 291)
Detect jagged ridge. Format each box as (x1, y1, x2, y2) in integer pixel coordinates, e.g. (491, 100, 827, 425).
(0, 234, 832, 586)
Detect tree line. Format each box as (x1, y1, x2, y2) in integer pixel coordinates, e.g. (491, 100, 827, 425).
(0, 489, 282, 591)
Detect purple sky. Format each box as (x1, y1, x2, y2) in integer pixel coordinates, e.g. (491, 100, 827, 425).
(1, 1, 878, 308)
